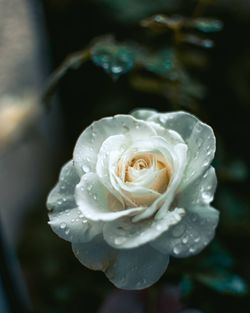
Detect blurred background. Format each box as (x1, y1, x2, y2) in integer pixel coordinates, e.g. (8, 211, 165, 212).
(0, 0, 250, 312)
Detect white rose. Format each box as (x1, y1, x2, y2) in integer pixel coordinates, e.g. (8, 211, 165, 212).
(47, 110, 219, 290)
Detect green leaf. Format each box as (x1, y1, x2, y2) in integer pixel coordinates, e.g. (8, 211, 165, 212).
(141, 14, 184, 31)
(196, 271, 249, 296)
(192, 18, 224, 33)
(144, 49, 176, 78)
(91, 37, 136, 79)
(180, 275, 194, 297)
(181, 34, 214, 48)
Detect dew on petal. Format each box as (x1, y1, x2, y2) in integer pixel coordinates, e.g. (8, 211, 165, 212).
(60, 222, 67, 229)
(194, 237, 200, 243)
(82, 164, 90, 173)
(182, 236, 188, 244)
(173, 245, 181, 255)
(65, 228, 70, 235)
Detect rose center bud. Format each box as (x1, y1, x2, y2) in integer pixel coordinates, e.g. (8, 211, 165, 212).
(117, 152, 172, 206)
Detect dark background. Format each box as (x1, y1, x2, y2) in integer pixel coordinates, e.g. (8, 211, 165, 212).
(1, 0, 250, 312)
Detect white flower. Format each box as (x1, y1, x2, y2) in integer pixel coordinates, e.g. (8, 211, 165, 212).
(47, 110, 219, 290)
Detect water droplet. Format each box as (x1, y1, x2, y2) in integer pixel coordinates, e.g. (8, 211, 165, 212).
(93, 194, 97, 200)
(203, 171, 208, 178)
(82, 219, 88, 224)
(114, 237, 126, 245)
(194, 237, 200, 243)
(173, 246, 181, 255)
(182, 236, 188, 244)
(82, 164, 90, 173)
(189, 247, 196, 253)
(87, 185, 93, 191)
(65, 228, 70, 235)
(156, 224, 162, 231)
(60, 222, 67, 229)
(159, 117, 165, 124)
(202, 190, 211, 202)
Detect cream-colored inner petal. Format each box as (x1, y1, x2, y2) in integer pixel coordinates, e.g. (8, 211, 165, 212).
(116, 152, 172, 206)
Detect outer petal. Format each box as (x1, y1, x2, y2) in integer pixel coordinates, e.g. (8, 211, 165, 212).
(47, 160, 80, 213)
(75, 173, 144, 221)
(72, 235, 115, 271)
(103, 208, 185, 249)
(47, 161, 100, 242)
(178, 166, 217, 207)
(132, 110, 216, 190)
(72, 237, 169, 290)
(131, 109, 156, 121)
(131, 109, 196, 141)
(73, 115, 157, 175)
(151, 205, 219, 257)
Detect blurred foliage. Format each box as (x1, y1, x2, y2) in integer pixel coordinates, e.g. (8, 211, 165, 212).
(16, 0, 250, 312)
(93, 0, 180, 24)
(195, 271, 248, 296)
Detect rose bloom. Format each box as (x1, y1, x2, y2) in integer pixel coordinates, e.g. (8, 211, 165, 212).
(47, 110, 219, 290)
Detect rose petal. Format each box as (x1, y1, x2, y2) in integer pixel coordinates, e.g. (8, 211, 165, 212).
(47, 161, 100, 242)
(103, 208, 185, 249)
(105, 244, 169, 290)
(73, 236, 170, 290)
(47, 160, 80, 213)
(151, 205, 219, 257)
(179, 166, 217, 207)
(73, 115, 157, 175)
(131, 110, 216, 190)
(72, 235, 115, 271)
(179, 120, 215, 191)
(131, 109, 196, 141)
(48, 207, 100, 243)
(96, 134, 131, 205)
(131, 109, 156, 121)
(75, 173, 144, 221)
(155, 143, 187, 220)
